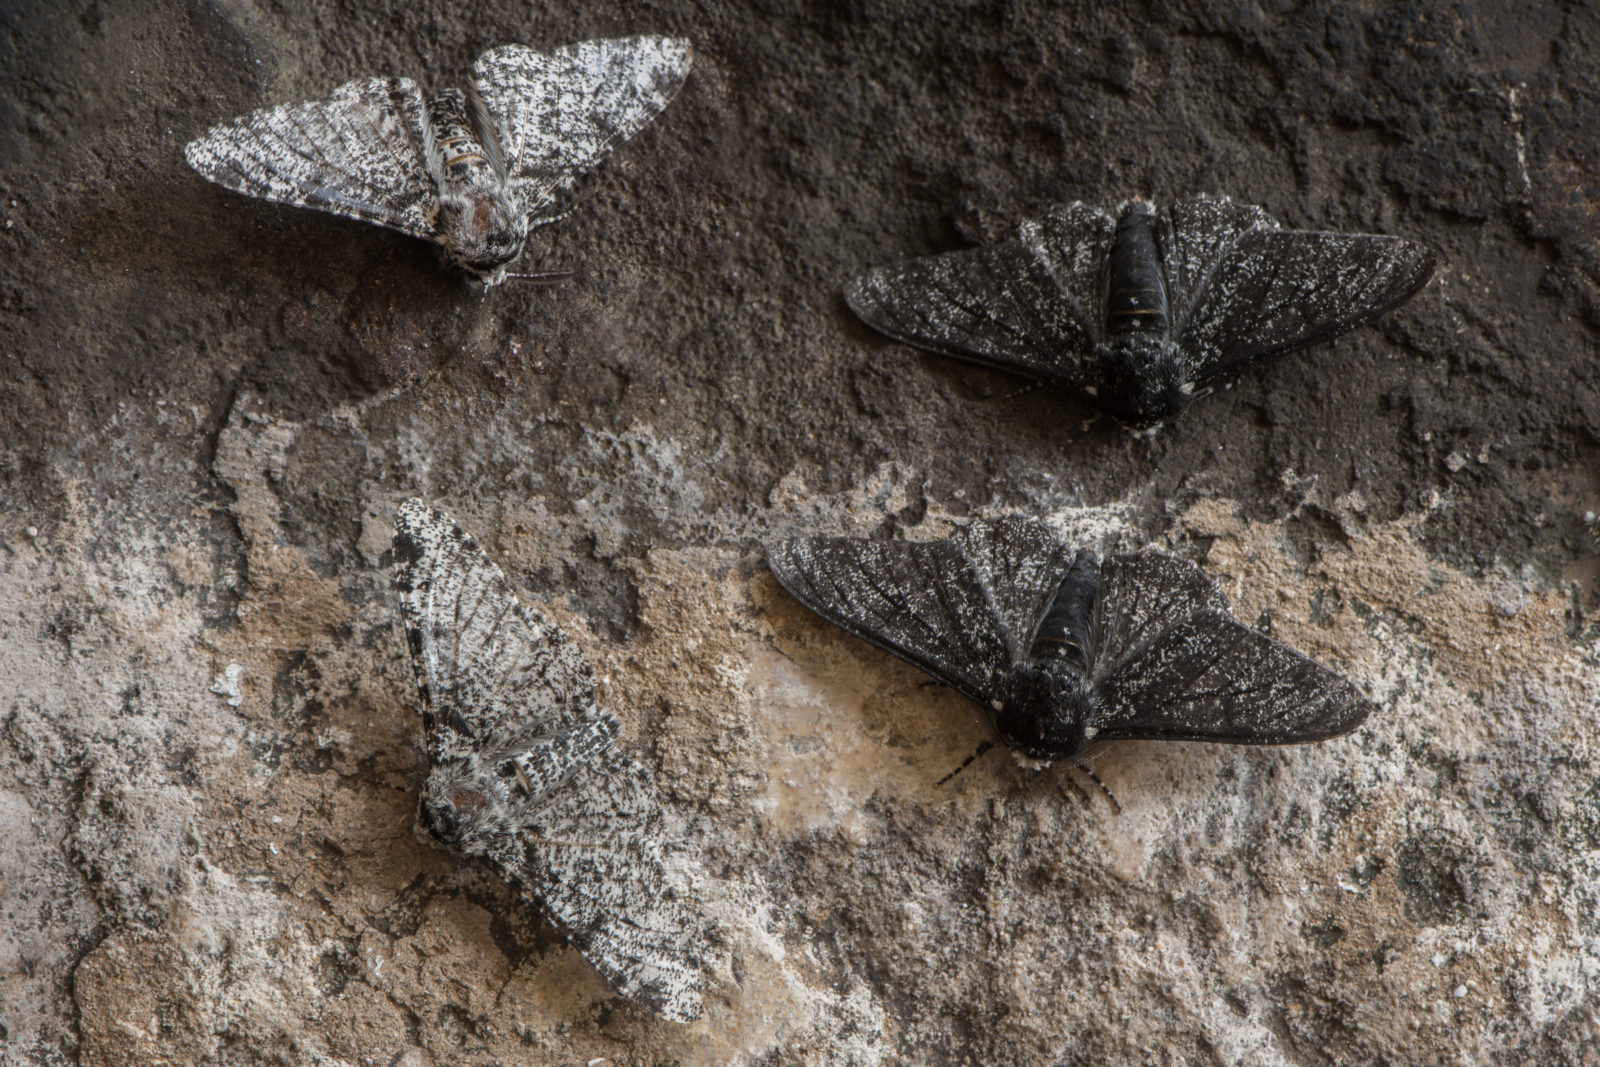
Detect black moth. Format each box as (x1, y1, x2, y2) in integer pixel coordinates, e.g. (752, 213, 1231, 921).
(845, 195, 1436, 426)
(767, 517, 1372, 764)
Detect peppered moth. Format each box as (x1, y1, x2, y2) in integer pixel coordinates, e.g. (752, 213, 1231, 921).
(185, 37, 692, 285)
(392, 499, 704, 1020)
(845, 195, 1436, 425)
(768, 517, 1371, 764)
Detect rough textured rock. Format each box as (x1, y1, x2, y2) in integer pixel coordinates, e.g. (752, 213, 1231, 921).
(2, 1, 1598, 1063)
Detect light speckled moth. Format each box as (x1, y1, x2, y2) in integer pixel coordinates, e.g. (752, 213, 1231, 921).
(186, 38, 691, 285)
(393, 499, 705, 1021)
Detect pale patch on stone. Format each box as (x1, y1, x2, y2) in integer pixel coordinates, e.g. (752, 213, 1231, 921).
(209, 662, 244, 706)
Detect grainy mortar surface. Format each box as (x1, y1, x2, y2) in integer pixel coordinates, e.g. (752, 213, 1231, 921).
(2, 1, 1599, 1064)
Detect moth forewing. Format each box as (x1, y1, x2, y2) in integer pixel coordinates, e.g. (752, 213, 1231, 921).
(392, 499, 706, 1020)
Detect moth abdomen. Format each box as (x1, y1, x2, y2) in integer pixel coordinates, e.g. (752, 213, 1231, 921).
(1105, 202, 1170, 337)
(426, 89, 501, 184)
(493, 717, 621, 802)
(1028, 550, 1100, 669)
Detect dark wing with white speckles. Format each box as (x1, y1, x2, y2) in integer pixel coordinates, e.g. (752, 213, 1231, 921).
(1168, 199, 1436, 389)
(1155, 195, 1279, 330)
(844, 201, 1116, 389)
(952, 517, 1084, 661)
(1088, 552, 1229, 675)
(768, 518, 1079, 701)
(768, 533, 1009, 703)
(184, 78, 439, 239)
(472, 37, 693, 224)
(1088, 552, 1371, 743)
(392, 499, 595, 761)
(489, 745, 706, 1021)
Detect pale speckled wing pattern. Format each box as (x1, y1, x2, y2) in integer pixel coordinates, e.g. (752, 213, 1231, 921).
(488, 745, 703, 1019)
(1088, 553, 1371, 743)
(843, 202, 1114, 389)
(767, 534, 1012, 703)
(1175, 224, 1437, 388)
(392, 499, 595, 761)
(472, 37, 693, 223)
(392, 500, 704, 1021)
(183, 77, 438, 239)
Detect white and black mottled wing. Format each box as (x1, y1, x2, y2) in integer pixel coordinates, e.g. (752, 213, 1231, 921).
(487, 746, 705, 1021)
(1169, 202, 1436, 388)
(471, 37, 693, 223)
(392, 499, 595, 760)
(184, 78, 439, 239)
(844, 202, 1116, 389)
(393, 499, 704, 1020)
(1088, 552, 1371, 743)
(767, 518, 1079, 701)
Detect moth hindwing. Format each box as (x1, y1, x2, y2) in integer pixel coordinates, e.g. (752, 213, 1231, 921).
(392, 499, 705, 1021)
(845, 194, 1436, 425)
(768, 517, 1372, 765)
(185, 37, 692, 285)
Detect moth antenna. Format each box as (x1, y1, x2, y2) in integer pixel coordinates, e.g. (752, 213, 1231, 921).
(505, 269, 576, 285)
(1074, 762, 1122, 815)
(935, 740, 995, 787)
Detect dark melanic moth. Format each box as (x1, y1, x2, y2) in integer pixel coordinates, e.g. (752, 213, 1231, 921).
(392, 500, 704, 1021)
(767, 517, 1372, 765)
(185, 37, 691, 285)
(845, 195, 1436, 425)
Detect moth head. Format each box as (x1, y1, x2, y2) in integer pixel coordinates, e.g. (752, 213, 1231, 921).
(1094, 337, 1190, 427)
(992, 666, 1095, 763)
(417, 761, 503, 855)
(436, 189, 528, 284)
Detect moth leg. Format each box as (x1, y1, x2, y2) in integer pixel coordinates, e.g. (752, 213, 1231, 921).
(1072, 762, 1123, 815)
(492, 715, 620, 807)
(1067, 738, 1121, 814)
(935, 740, 995, 787)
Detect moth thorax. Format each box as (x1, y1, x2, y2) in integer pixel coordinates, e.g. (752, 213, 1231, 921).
(1096, 334, 1188, 427)
(418, 761, 504, 854)
(993, 666, 1096, 762)
(437, 187, 528, 281)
